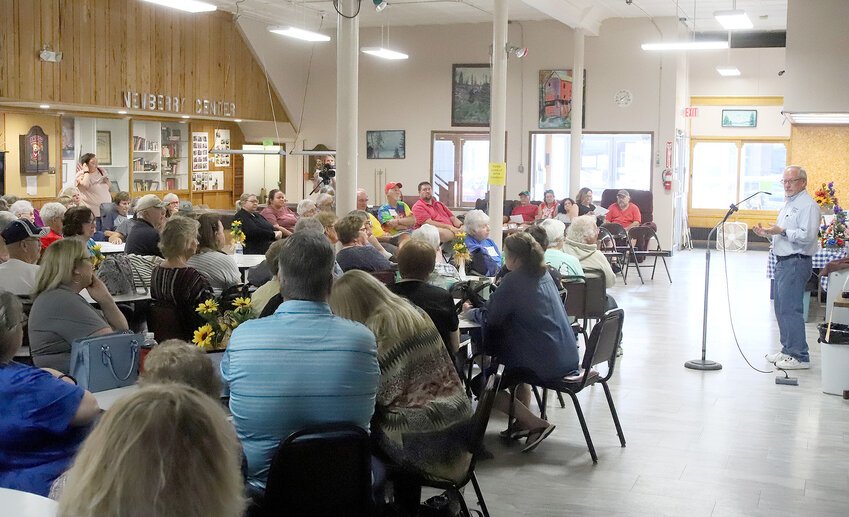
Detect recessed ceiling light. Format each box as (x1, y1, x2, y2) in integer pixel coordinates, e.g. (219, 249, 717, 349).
(361, 47, 409, 60)
(642, 41, 729, 51)
(234, 119, 242, 123)
(269, 26, 330, 42)
(141, 0, 216, 13)
(716, 66, 741, 77)
(714, 9, 753, 30)
(39, 104, 50, 109)
(118, 110, 128, 114)
(181, 115, 190, 119)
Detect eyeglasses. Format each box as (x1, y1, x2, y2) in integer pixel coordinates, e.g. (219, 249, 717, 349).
(780, 178, 804, 185)
(359, 226, 369, 232)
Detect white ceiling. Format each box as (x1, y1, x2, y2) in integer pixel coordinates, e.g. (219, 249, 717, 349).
(208, 0, 787, 33)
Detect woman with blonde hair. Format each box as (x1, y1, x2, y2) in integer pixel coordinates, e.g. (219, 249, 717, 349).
(56, 384, 245, 517)
(139, 339, 222, 399)
(29, 238, 128, 373)
(150, 216, 213, 341)
(233, 192, 281, 255)
(57, 186, 81, 208)
(187, 213, 240, 291)
(329, 270, 472, 511)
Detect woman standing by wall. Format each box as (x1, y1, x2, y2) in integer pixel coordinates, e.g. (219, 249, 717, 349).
(75, 154, 112, 217)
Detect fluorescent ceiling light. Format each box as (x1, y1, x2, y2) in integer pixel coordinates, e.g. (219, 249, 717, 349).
(39, 104, 50, 109)
(118, 110, 128, 114)
(234, 119, 242, 122)
(786, 113, 849, 124)
(142, 0, 216, 13)
(714, 9, 753, 30)
(642, 41, 729, 51)
(716, 66, 741, 77)
(269, 26, 330, 42)
(361, 47, 408, 60)
(181, 115, 190, 119)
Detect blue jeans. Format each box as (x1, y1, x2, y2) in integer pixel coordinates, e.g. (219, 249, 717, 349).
(774, 255, 811, 362)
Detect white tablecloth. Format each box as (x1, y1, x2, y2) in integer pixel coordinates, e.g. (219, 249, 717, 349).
(0, 488, 57, 516)
(233, 254, 264, 269)
(766, 246, 848, 291)
(93, 241, 125, 254)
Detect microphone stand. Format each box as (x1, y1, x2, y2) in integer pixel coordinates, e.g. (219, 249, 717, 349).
(685, 191, 769, 371)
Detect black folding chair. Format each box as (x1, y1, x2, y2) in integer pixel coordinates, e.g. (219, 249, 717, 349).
(562, 273, 608, 344)
(602, 222, 642, 284)
(539, 308, 626, 463)
(627, 226, 672, 283)
(597, 226, 627, 284)
(262, 422, 373, 517)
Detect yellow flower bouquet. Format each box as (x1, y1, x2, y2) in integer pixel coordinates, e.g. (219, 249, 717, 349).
(192, 296, 255, 350)
(230, 220, 246, 245)
(91, 243, 104, 268)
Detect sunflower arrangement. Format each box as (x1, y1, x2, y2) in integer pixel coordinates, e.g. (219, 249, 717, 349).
(820, 206, 848, 249)
(814, 182, 838, 209)
(230, 220, 246, 245)
(453, 232, 470, 261)
(192, 296, 255, 350)
(91, 243, 104, 268)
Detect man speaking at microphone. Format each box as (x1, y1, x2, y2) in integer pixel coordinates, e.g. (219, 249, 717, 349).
(754, 165, 819, 370)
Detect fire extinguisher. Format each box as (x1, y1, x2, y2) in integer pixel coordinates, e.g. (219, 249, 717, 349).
(662, 169, 673, 190)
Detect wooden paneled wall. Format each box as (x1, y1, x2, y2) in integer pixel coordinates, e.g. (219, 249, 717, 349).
(0, 0, 288, 123)
(791, 126, 849, 200)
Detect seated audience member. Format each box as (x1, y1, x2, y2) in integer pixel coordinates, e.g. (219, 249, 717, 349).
(315, 192, 335, 213)
(1, 194, 18, 206)
(261, 189, 298, 237)
(56, 385, 246, 517)
(495, 226, 563, 287)
(187, 214, 241, 291)
(349, 209, 394, 259)
(0, 291, 100, 497)
(335, 214, 393, 272)
(0, 198, 8, 211)
(539, 219, 584, 278)
(315, 211, 339, 244)
(97, 191, 131, 244)
(0, 212, 19, 263)
(163, 192, 180, 216)
(464, 233, 579, 452)
(411, 181, 462, 242)
(234, 193, 281, 255)
(222, 232, 380, 493)
(62, 206, 98, 256)
(563, 215, 616, 288)
(511, 190, 539, 223)
(606, 189, 641, 229)
(330, 270, 472, 510)
(139, 339, 222, 399)
(0, 220, 46, 295)
(556, 197, 579, 223)
(296, 198, 318, 218)
(29, 239, 128, 373)
(357, 188, 397, 251)
(124, 194, 167, 256)
(39, 202, 66, 249)
(538, 189, 559, 220)
(10, 199, 36, 222)
(411, 224, 461, 290)
(576, 187, 598, 217)
(151, 217, 213, 340)
(463, 209, 502, 277)
(388, 240, 460, 354)
(57, 187, 81, 208)
(250, 239, 287, 316)
(378, 182, 415, 247)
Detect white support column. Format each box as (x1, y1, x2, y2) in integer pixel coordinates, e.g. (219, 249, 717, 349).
(335, 0, 359, 215)
(569, 28, 585, 200)
(488, 0, 508, 249)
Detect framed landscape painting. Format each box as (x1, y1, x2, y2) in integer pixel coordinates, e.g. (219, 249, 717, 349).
(722, 109, 757, 127)
(452, 64, 491, 127)
(366, 130, 406, 159)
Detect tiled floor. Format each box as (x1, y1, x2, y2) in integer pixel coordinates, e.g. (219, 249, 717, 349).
(472, 249, 849, 516)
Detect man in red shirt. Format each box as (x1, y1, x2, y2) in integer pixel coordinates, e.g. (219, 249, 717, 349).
(411, 181, 462, 242)
(606, 189, 641, 229)
(511, 190, 539, 223)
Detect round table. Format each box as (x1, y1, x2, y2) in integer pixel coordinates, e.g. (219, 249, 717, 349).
(0, 487, 58, 516)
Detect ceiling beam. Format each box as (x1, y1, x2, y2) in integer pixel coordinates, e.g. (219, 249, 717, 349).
(519, 0, 607, 35)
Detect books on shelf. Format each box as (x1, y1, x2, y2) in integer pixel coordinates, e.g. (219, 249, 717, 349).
(133, 136, 159, 151)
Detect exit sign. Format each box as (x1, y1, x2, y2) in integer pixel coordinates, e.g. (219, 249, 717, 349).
(683, 107, 699, 117)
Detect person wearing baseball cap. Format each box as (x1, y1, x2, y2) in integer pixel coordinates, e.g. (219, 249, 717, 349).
(605, 189, 641, 229)
(511, 190, 539, 223)
(377, 182, 415, 248)
(125, 194, 167, 257)
(0, 219, 48, 295)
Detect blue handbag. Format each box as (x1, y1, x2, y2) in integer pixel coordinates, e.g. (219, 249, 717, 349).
(69, 332, 142, 392)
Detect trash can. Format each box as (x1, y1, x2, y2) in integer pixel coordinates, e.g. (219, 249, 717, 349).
(817, 323, 849, 395)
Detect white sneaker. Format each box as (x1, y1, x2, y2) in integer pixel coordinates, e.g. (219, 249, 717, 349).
(775, 357, 811, 370)
(765, 352, 790, 363)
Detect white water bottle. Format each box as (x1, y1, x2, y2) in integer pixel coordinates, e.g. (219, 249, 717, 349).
(235, 241, 243, 255)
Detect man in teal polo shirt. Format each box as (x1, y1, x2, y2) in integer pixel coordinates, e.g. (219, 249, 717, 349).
(221, 232, 380, 492)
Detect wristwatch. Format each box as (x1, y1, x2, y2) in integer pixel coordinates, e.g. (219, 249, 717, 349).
(781, 229, 787, 237)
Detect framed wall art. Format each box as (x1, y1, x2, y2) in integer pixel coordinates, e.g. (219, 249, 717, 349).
(96, 130, 112, 165)
(722, 109, 757, 127)
(539, 69, 586, 129)
(452, 64, 491, 127)
(366, 130, 405, 159)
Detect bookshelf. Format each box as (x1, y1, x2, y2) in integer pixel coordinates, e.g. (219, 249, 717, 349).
(160, 122, 189, 191)
(131, 120, 161, 192)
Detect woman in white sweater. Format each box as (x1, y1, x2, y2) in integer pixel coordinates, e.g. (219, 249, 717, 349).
(187, 214, 241, 291)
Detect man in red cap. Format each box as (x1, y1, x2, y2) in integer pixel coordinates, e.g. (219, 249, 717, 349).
(377, 182, 415, 248)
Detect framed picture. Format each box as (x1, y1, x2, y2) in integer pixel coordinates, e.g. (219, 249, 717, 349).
(61, 118, 75, 160)
(96, 131, 112, 165)
(538, 70, 586, 129)
(366, 130, 406, 159)
(19, 126, 50, 175)
(722, 109, 757, 127)
(452, 64, 491, 127)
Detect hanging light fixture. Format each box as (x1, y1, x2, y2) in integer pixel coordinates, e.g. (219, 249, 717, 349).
(269, 26, 331, 42)
(362, 17, 408, 60)
(141, 0, 216, 13)
(642, 0, 728, 51)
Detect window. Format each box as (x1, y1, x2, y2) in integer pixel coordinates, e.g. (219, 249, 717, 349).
(688, 139, 788, 226)
(431, 132, 490, 207)
(530, 132, 652, 201)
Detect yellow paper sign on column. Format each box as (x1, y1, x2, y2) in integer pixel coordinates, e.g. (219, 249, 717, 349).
(488, 162, 506, 185)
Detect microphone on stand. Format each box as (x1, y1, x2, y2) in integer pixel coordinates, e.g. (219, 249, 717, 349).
(685, 190, 771, 371)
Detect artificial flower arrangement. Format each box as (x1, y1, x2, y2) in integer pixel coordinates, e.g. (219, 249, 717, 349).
(91, 243, 104, 268)
(230, 220, 246, 245)
(814, 182, 839, 209)
(192, 296, 255, 351)
(453, 232, 470, 261)
(820, 206, 848, 249)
